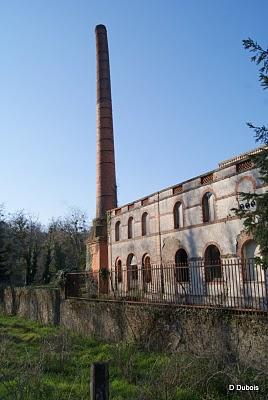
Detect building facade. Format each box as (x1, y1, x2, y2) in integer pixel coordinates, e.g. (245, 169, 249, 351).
(87, 25, 267, 308)
(108, 147, 266, 271)
(106, 148, 267, 307)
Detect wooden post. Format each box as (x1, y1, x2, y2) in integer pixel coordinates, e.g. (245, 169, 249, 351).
(90, 362, 109, 400)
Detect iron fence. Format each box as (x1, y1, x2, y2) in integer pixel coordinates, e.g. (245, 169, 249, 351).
(65, 259, 268, 312)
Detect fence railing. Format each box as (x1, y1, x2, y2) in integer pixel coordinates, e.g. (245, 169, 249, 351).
(65, 259, 268, 312)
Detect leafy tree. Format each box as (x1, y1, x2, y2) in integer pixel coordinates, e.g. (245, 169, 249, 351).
(41, 228, 54, 284)
(42, 209, 89, 281)
(60, 208, 88, 271)
(233, 38, 268, 268)
(9, 211, 44, 285)
(0, 206, 89, 285)
(0, 207, 10, 283)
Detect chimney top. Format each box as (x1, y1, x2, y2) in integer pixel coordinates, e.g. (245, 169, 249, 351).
(95, 24, 107, 33)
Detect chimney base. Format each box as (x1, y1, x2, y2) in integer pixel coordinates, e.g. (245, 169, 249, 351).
(86, 218, 109, 294)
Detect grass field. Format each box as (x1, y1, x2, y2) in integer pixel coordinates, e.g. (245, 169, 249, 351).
(0, 313, 266, 399)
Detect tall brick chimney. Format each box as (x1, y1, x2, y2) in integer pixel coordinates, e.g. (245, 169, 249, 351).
(86, 25, 117, 282)
(95, 24, 117, 218)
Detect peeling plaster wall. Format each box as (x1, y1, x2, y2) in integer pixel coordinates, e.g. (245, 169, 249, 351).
(109, 166, 267, 267)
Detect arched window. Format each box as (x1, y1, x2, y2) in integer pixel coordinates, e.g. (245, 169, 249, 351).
(115, 258, 123, 286)
(202, 192, 215, 223)
(242, 240, 259, 281)
(174, 202, 183, 229)
(115, 221, 120, 242)
(204, 245, 221, 281)
(128, 217, 134, 239)
(127, 253, 138, 289)
(142, 254, 152, 284)
(175, 249, 189, 282)
(141, 212, 149, 236)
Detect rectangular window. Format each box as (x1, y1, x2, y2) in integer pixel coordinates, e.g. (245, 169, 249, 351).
(173, 185, 183, 195)
(201, 173, 214, 185)
(236, 160, 252, 173)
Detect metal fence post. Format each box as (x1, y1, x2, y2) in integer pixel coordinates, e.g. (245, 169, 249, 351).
(90, 362, 109, 400)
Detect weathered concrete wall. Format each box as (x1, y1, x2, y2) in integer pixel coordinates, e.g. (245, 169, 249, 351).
(3, 287, 60, 325)
(1, 287, 267, 371)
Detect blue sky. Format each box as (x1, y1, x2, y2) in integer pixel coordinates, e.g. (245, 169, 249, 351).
(1, 0, 267, 225)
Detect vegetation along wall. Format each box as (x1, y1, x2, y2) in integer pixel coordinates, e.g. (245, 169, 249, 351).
(1, 287, 267, 372)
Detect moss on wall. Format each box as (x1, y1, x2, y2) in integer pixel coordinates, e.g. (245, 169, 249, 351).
(1, 287, 267, 372)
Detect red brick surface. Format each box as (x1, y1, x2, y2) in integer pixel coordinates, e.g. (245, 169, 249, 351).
(95, 24, 117, 218)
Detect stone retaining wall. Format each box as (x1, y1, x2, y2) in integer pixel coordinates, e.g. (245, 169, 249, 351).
(1, 287, 268, 371)
(3, 287, 60, 325)
(61, 299, 268, 371)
